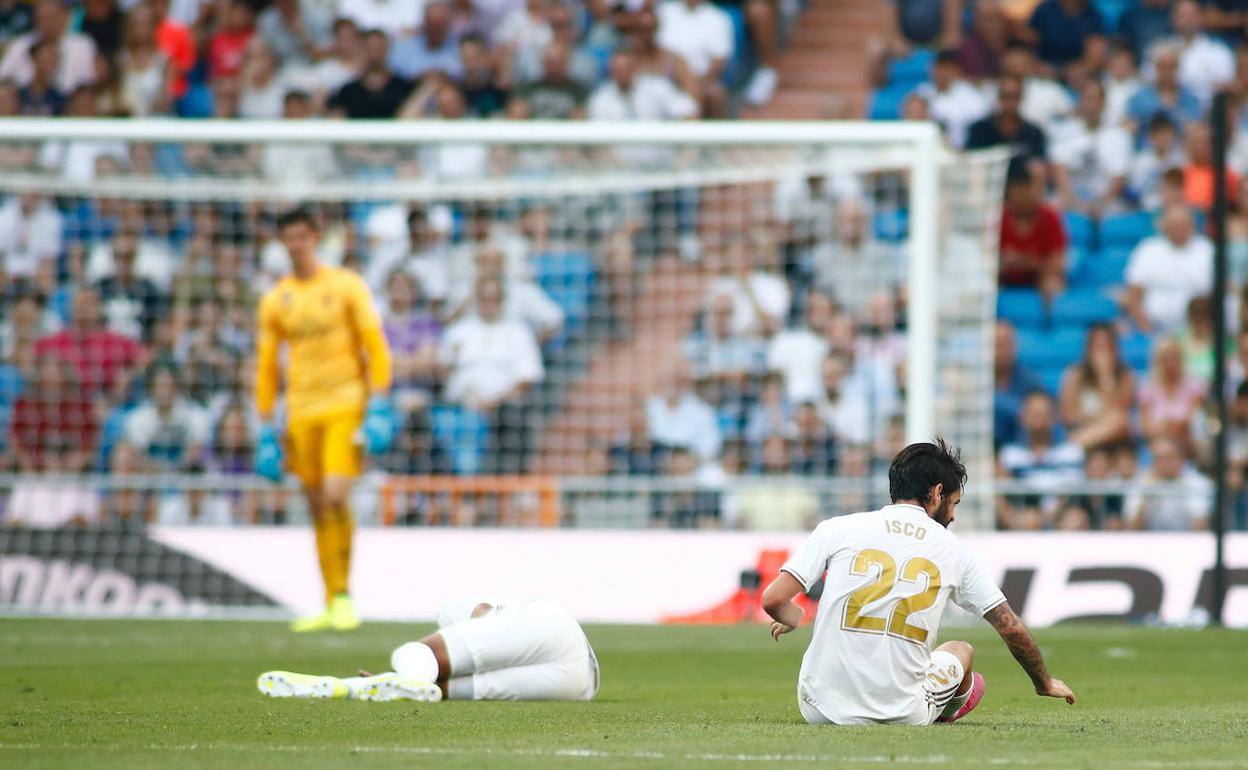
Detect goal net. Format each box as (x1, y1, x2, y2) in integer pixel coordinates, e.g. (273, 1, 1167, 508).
(0, 119, 1006, 616)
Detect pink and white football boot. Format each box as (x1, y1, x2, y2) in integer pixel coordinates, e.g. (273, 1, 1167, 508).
(937, 673, 986, 723)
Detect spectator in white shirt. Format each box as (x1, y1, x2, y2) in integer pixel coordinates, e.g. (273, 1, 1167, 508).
(0, 192, 63, 279)
(1050, 79, 1132, 216)
(1165, 0, 1234, 108)
(1128, 113, 1184, 211)
(494, 0, 551, 59)
(589, 49, 698, 167)
(38, 87, 128, 182)
(817, 351, 870, 445)
(448, 205, 530, 294)
(588, 48, 698, 121)
(237, 36, 289, 119)
(1126, 434, 1211, 530)
(809, 196, 906, 314)
(704, 234, 789, 338)
(646, 362, 722, 460)
(684, 291, 766, 415)
(260, 91, 338, 186)
(1102, 41, 1141, 127)
(282, 18, 362, 109)
(335, 0, 423, 41)
(257, 0, 333, 69)
(448, 245, 564, 343)
(656, 0, 732, 118)
(916, 49, 990, 149)
(438, 276, 545, 471)
(767, 290, 837, 403)
(0, 0, 96, 93)
(998, 42, 1074, 131)
(123, 362, 211, 475)
(365, 204, 454, 302)
(998, 391, 1087, 529)
(1126, 203, 1213, 334)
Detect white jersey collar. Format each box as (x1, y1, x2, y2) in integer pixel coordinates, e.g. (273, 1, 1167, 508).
(883, 503, 929, 518)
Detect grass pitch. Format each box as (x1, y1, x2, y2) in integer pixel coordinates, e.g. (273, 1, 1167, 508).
(1, 619, 1245, 769)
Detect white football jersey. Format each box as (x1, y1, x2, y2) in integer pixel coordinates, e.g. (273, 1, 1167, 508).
(782, 503, 1006, 725)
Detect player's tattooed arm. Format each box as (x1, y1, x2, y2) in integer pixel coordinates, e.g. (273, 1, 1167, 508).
(984, 602, 1077, 704)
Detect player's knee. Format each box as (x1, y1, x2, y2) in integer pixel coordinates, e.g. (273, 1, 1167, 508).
(391, 642, 441, 683)
(947, 640, 974, 668)
(321, 479, 351, 509)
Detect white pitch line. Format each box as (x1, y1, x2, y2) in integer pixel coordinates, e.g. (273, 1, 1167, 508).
(0, 743, 1245, 768)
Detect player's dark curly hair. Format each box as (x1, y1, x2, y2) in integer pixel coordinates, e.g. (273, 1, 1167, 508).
(888, 437, 967, 506)
(275, 206, 316, 232)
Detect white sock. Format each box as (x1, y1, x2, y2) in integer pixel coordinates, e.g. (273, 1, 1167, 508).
(942, 687, 972, 718)
(391, 642, 440, 682)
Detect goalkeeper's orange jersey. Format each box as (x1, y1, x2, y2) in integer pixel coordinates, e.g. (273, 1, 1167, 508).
(255, 265, 391, 421)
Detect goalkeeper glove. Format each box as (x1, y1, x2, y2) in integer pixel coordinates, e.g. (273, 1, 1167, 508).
(362, 394, 397, 455)
(255, 423, 284, 483)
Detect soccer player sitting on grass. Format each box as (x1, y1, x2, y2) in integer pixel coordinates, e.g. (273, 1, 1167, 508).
(763, 439, 1076, 725)
(254, 207, 397, 633)
(257, 599, 599, 702)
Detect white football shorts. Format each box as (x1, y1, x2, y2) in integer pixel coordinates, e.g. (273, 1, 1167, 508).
(797, 649, 965, 726)
(438, 599, 599, 702)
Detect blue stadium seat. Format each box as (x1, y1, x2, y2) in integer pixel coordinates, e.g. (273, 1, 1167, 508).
(1063, 211, 1096, 251)
(1093, 0, 1130, 32)
(887, 49, 934, 88)
(1100, 211, 1155, 249)
(1120, 332, 1153, 372)
(1051, 289, 1120, 326)
(719, 4, 749, 88)
(1074, 250, 1131, 288)
(1036, 366, 1065, 395)
(534, 251, 594, 332)
(997, 288, 1047, 329)
(868, 83, 913, 120)
(176, 84, 215, 118)
(1016, 328, 1085, 371)
(431, 405, 489, 476)
(873, 207, 909, 242)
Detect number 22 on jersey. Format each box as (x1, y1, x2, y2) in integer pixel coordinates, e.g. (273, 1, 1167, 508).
(841, 549, 941, 644)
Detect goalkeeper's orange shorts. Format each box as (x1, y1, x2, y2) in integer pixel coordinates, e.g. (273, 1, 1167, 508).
(285, 407, 364, 487)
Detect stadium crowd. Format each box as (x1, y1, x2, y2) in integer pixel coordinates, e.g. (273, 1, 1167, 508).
(1, 0, 1247, 533)
(868, 0, 1248, 531)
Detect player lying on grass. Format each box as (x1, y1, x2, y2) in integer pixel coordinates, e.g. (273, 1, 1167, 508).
(258, 598, 599, 702)
(763, 439, 1076, 726)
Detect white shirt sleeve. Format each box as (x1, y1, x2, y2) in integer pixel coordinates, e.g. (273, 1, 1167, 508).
(510, 322, 544, 385)
(694, 399, 722, 459)
(765, 333, 789, 373)
(780, 519, 840, 591)
(513, 282, 564, 334)
(437, 322, 464, 368)
(186, 405, 212, 448)
(707, 7, 734, 61)
(123, 408, 153, 451)
(1099, 128, 1132, 178)
(659, 78, 698, 120)
(951, 546, 1007, 616)
(1124, 240, 1155, 287)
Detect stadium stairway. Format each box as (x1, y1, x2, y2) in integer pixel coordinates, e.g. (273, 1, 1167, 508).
(740, 0, 881, 119)
(534, 255, 708, 474)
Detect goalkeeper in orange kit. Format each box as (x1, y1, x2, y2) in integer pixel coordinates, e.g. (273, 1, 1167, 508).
(255, 207, 396, 632)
